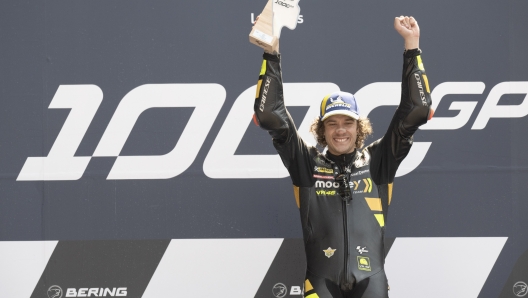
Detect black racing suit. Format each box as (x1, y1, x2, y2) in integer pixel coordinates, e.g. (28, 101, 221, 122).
(254, 49, 432, 298)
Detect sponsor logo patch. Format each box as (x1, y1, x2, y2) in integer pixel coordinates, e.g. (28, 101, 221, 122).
(414, 73, 428, 106)
(323, 247, 336, 258)
(326, 102, 351, 111)
(313, 174, 334, 180)
(316, 190, 336, 196)
(330, 96, 343, 103)
(350, 169, 370, 177)
(314, 166, 334, 174)
(259, 77, 272, 112)
(356, 246, 369, 254)
(357, 256, 371, 271)
(352, 178, 373, 194)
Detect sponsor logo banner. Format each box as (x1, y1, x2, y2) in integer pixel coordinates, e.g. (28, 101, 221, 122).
(30, 240, 170, 298)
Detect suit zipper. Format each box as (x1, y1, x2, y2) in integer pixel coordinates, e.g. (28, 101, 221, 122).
(334, 155, 352, 285)
(342, 199, 349, 283)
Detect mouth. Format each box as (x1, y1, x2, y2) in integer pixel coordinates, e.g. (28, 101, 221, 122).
(333, 137, 349, 143)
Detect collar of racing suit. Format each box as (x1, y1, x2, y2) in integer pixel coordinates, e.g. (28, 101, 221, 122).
(325, 149, 357, 171)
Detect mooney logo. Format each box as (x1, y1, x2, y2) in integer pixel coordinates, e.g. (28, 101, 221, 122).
(17, 81, 528, 181)
(315, 181, 340, 189)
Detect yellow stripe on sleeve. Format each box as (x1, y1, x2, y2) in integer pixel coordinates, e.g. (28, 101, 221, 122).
(417, 55, 425, 71)
(422, 74, 431, 93)
(260, 60, 267, 75)
(293, 186, 300, 208)
(388, 183, 393, 205)
(306, 294, 320, 298)
(255, 79, 263, 98)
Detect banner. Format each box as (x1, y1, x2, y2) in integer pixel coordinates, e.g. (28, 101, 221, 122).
(1, 1, 527, 297)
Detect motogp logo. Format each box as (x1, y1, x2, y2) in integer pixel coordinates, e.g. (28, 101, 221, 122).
(17, 81, 528, 181)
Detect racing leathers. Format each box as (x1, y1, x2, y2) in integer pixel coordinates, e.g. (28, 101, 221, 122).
(254, 49, 432, 298)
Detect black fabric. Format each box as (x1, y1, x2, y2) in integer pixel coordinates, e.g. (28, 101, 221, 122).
(305, 270, 389, 298)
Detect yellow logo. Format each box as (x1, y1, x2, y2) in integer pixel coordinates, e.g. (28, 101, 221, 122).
(357, 256, 371, 271)
(352, 178, 373, 193)
(314, 166, 333, 174)
(316, 190, 336, 196)
(323, 247, 336, 258)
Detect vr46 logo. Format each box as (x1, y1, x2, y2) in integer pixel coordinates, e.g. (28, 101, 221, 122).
(17, 81, 528, 181)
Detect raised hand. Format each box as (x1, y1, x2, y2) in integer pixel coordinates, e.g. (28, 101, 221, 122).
(394, 16, 420, 50)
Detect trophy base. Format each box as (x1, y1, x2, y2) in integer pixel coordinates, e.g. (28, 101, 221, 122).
(249, 0, 279, 53)
(249, 27, 279, 53)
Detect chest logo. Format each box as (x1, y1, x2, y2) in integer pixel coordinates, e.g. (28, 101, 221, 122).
(357, 256, 372, 271)
(323, 247, 336, 258)
(314, 166, 334, 174)
(352, 178, 373, 194)
(356, 246, 369, 254)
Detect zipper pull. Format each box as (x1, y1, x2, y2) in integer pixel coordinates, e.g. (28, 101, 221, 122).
(336, 174, 352, 202)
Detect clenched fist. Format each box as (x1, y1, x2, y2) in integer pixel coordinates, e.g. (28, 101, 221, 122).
(394, 16, 420, 50)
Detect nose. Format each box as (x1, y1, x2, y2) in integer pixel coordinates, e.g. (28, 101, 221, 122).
(336, 124, 346, 133)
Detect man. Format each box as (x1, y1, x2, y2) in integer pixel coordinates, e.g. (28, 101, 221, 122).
(253, 16, 433, 298)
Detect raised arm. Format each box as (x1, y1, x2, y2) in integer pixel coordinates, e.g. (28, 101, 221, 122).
(253, 53, 317, 187)
(253, 53, 290, 142)
(369, 16, 433, 185)
(395, 16, 433, 139)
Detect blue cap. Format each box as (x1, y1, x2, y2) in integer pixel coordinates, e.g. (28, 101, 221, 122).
(319, 91, 360, 121)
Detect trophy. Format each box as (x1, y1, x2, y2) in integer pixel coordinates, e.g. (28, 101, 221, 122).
(249, 0, 301, 53)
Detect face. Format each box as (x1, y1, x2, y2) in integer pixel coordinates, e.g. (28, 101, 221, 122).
(323, 114, 358, 155)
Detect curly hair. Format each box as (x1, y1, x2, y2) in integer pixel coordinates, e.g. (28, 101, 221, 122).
(310, 116, 373, 149)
